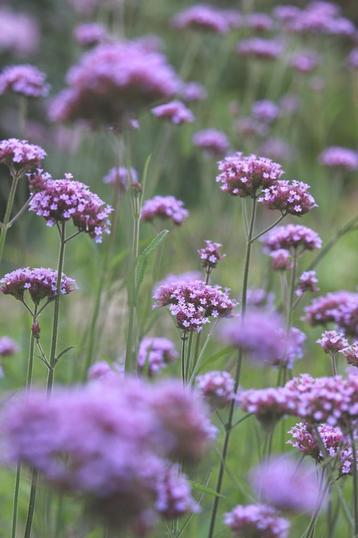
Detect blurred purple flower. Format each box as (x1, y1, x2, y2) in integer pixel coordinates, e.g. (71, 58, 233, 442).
(319, 146, 358, 172)
(196, 370, 235, 409)
(141, 195, 188, 226)
(137, 337, 178, 376)
(0, 65, 49, 98)
(151, 100, 194, 125)
(263, 225, 322, 253)
(171, 5, 229, 33)
(258, 180, 317, 216)
(0, 138, 46, 171)
(193, 129, 229, 157)
(224, 504, 290, 538)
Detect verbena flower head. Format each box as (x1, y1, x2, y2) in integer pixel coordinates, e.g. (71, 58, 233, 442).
(141, 196, 188, 226)
(88, 361, 122, 382)
(250, 455, 325, 514)
(252, 100, 279, 123)
(238, 387, 291, 430)
(347, 48, 358, 70)
(0, 65, 49, 98)
(0, 267, 76, 305)
(296, 271, 319, 297)
(198, 240, 225, 270)
(258, 180, 317, 216)
(236, 38, 283, 60)
(270, 249, 293, 271)
(74, 23, 109, 48)
(0, 337, 19, 357)
(319, 146, 358, 172)
(247, 288, 274, 308)
(216, 153, 283, 197)
(196, 370, 235, 409)
(304, 291, 358, 333)
(137, 337, 178, 376)
(245, 13, 274, 32)
(50, 42, 180, 126)
(171, 5, 229, 33)
(29, 174, 113, 242)
(236, 117, 269, 138)
(290, 51, 319, 74)
(151, 100, 194, 125)
(259, 138, 295, 163)
(27, 168, 52, 192)
(153, 279, 235, 332)
(0, 138, 46, 171)
(1, 379, 212, 531)
(102, 166, 138, 192)
(193, 129, 229, 157)
(179, 81, 207, 102)
(224, 503, 290, 538)
(317, 330, 349, 354)
(155, 465, 200, 519)
(341, 343, 358, 368)
(0, 8, 39, 56)
(263, 225, 322, 253)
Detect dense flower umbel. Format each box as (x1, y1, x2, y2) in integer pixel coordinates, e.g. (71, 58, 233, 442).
(151, 100, 194, 125)
(50, 42, 180, 126)
(296, 271, 319, 297)
(137, 337, 178, 376)
(224, 504, 290, 538)
(0, 65, 49, 98)
(0, 8, 39, 56)
(290, 51, 319, 74)
(192, 129, 229, 157)
(317, 330, 348, 354)
(250, 455, 325, 514)
(238, 387, 291, 429)
(270, 249, 293, 271)
(196, 370, 235, 409)
(171, 5, 229, 33)
(155, 465, 199, 519)
(29, 174, 113, 242)
(341, 343, 358, 368)
(179, 81, 207, 102)
(102, 166, 138, 191)
(27, 168, 52, 192)
(74, 23, 109, 47)
(153, 279, 235, 332)
(245, 13, 274, 32)
(0, 337, 19, 357)
(1, 378, 212, 531)
(304, 291, 358, 333)
(263, 225, 322, 253)
(141, 196, 189, 226)
(0, 138, 46, 171)
(252, 100, 279, 123)
(319, 146, 358, 172)
(216, 153, 283, 197)
(236, 38, 283, 60)
(0, 267, 76, 304)
(258, 180, 317, 216)
(259, 138, 294, 163)
(198, 240, 225, 270)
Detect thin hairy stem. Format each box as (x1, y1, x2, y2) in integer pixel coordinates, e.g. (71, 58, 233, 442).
(0, 170, 21, 267)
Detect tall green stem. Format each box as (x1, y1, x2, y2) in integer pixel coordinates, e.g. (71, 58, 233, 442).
(349, 426, 358, 537)
(47, 221, 66, 392)
(207, 197, 257, 538)
(0, 170, 21, 267)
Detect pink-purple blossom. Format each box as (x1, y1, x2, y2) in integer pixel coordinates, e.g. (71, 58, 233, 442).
(270, 249, 293, 271)
(0, 65, 49, 98)
(238, 387, 291, 429)
(179, 81, 207, 102)
(151, 101, 194, 125)
(198, 240, 225, 270)
(290, 51, 320, 74)
(224, 504, 290, 538)
(258, 180, 317, 216)
(137, 337, 178, 376)
(319, 146, 358, 172)
(29, 174, 113, 242)
(341, 343, 358, 368)
(196, 370, 235, 409)
(296, 270, 319, 297)
(347, 48, 358, 69)
(74, 23, 109, 47)
(263, 225, 322, 253)
(216, 153, 283, 197)
(0, 337, 19, 358)
(0, 138, 46, 171)
(236, 38, 283, 60)
(317, 330, 349, 354)
(0, 267, 76, 304)
(252, 100, 279, 123)
(155, 465, 200, 519)
(304, 291, 358, 334)
(102, 166, 138, 192)
(141, 196, 189, 226)
(0, 8, 39, 56)
(171, 5, 229, 33)
(245, 13, 274, 32)
(193, 129, 229, 157)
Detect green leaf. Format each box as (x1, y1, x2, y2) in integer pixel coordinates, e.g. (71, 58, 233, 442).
(136, 229, 169, 289)
(197, 346, 232, 373)
(190, 481, 224, 498)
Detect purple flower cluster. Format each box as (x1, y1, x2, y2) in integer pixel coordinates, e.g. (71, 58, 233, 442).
(198, 240, 225, 270)
(196, 370, 235, 409)
(290, 51, 320, 74)
(0, 267, 76, 305)
(74, 23, 109, 47)
(29, 174, 113, 242)
(0, 8, 39, 56)
(141, 195, 188, 226)
(347, 48, 358, 70)
(263, 225, 322, 253)
(102, 166, 138, 192)
(0, 65, 49, 98)
(1, 378, 214, 531)
(50, 42, 180, 126)
(252, 100, 279, 123)
(250, 455, 325, 514)
(259, 138, 295, 163)
(193, 129, 229, 157)
(0, 337, 19, 357)
(282, 2, 356, 37)
(236, 117, 269, 138)
(224, 504, 290, 538)
(296, 271, 319, 297)
(341, 343, 358, 368)
(153, 279, 235, 332)
(151, 100, 194, 125)
(171, 5, 229, 33)
(247, 288, 274, 308)
(245, 13, 274, 32)
(137, 337, 178, 376)
(238, 387, 291, 429)
(27, 168, 52, 192)
(236, 38, 283, 61)
(259, 180, 317, 216)
(317, 330, 348, 354)
(0, 138, 46, 171)
(180, 81, 207, 102)
(319, 146, 358, 172)
(216, 153, 283, 197)
(305, 291, 358, 336)
(270, 249, 293, 271)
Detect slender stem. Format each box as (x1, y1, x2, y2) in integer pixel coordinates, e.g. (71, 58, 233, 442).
(26, 305, 38, 388)
(185, 332, 194, 383)
(24, 471, 38, 538)
(0, 170, 21, 267)
(46, 221, 66, 392)
(287, 249, 297, 331)
(207, 197, 257, 538)
(331, 353, 338, 376)
(11, 465, 21, 538)
(8, 196, 32, 229)
(349, 426, 358, 537)
(249, 212, 285, 243)
(180, 333, 188, 384)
